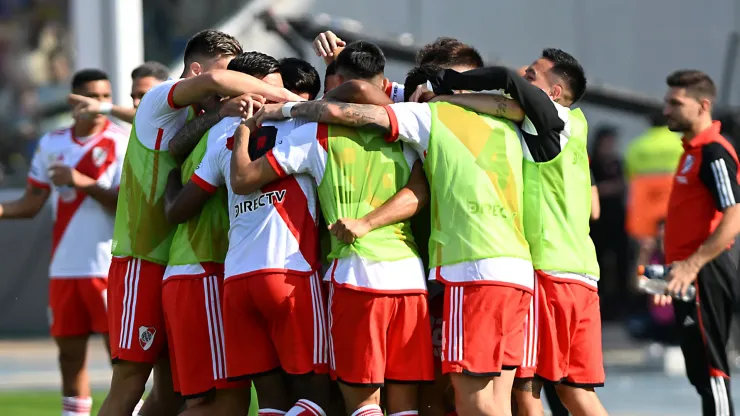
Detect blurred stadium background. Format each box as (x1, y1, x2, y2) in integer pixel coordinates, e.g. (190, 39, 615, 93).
(2, 0, 740, 414)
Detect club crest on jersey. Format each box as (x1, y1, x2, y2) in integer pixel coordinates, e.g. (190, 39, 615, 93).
(92, 147, 108, 167)
(138, 326, 156, 351)
(681, 155, 694, 174)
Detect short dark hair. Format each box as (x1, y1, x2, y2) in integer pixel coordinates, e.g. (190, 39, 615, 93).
(335, 40, 386, 79)
(666, 69, 716, 101)
(131, 61, 169, 81)
(279, 57, 321, 100)
(541, 48, 587, 104)
(325, 60, 337, 78)
(71, 68, 109, 90)
(227, 51, 280, 78)
(183, 29, 242, 66)
(417, 38, 484, 69)
(404, 64, 442, 102)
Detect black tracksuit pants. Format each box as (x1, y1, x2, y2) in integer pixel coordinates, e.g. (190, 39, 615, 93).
(674, 245, 740, 416)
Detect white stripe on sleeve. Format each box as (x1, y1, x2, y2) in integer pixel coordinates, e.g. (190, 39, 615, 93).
(710, 159, 736, 209)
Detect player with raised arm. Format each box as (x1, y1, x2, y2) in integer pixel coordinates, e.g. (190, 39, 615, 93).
(0, 69, 127, 416)
(163, 56, 333, 416)
(254, 65, 533, 415)
(158, 51, 292, 415)
(232, 91, 434, 416)
(99, 30, 303, 416)
(424, 50, 606, 416)
(68, 61, 170, 124)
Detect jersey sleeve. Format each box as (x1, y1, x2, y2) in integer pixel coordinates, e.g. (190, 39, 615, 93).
(385, 103, 432, 158)
(135, 79, 183, 125)
(192, 141, 227, 193)
(267, 122, 322, 178)
(401, 142, 420, 170)
(27, 136, 50, 189)
(699, 142, 740, 211)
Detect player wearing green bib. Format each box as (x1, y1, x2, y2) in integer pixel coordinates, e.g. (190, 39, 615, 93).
(427, 50, 607, 416)
(101, 30, 305, 416)
(229, 106, 435, 416)
(253, 82, 535, 416)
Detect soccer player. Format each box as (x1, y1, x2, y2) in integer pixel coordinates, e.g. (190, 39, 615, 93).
(159, 51, 288, 414)
(279, 57, 322, 100)
(235, 94, 434, 416)
(415, 37, 484, 73)
(323, 61, 342, 96)
(0, 69, 128, 416)
(253, 71, 532, 415)
(100, 30, 304, 416)
(68, 61, 170, 123)
(424, 50, 607, 416)
(164, 56, 331, 416)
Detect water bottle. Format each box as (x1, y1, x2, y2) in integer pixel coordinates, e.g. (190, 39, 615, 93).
(637, 264, 696, 302)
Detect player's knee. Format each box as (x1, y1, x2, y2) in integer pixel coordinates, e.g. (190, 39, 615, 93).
(253, 373, 291, 410)
(288, 373, 332, 408)
(110, 360, 152, 392)
(385, 383, 419, 413)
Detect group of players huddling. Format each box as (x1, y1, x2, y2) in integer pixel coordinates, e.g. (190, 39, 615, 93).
(0, 28, 608, 416)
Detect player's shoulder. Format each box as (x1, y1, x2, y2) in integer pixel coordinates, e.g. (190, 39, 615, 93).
(701, 140, 739, 165)
(104, 121, 130, 139)
(38, 126, 72, 149)
(208, 116, 241, 145)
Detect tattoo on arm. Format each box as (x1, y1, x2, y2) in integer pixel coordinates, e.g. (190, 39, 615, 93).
(291, 102, 391, 132)
(169, 110, 221, 162)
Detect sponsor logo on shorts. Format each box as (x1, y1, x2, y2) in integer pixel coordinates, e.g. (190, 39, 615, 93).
(138, 326, 156, 351)
(233, 190, 286, 217)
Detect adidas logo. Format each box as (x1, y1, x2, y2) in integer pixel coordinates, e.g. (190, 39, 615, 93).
(683, 315, 695, 327)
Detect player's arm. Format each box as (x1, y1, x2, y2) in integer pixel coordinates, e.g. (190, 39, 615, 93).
(69, 94, 136, 123)
(0, 183, 50, 219)
(169, 70, 304, 109)
(429, 93, 524, 122)
(256, 101, 393, 134)
(330, 161, 429, 244)
(323, 80, 394, 105)
(429, 66, 565, 133)
(168, 94, 265, 163)
(590, 169, 600, 220)
(47, 164, 120, 212)
(163, 168, 213, 224)
(666, 143, 740, 296)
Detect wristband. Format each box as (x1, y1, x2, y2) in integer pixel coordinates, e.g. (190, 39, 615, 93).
(282, 102, 297, 118)
(99, 102, 113, 115)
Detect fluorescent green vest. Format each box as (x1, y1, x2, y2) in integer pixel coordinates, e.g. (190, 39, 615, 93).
(317, 124, 419, 262)
(522, 108, 600, 277)
(425, 102, 530, 267)
(168, 131, 229, 266)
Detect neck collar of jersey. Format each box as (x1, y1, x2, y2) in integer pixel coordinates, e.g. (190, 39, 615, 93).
(683, 120, 721, 149)
(72, 119, 110, 146)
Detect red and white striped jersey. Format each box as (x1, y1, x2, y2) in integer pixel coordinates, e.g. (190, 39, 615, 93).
(28, 120, 128, 278)
(192, 118, 320, 280)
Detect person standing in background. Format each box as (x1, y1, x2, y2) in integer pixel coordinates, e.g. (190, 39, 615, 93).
(624, 114, 683, 275)
(589, 125, 628, 319)
(657, 69, 740, 416)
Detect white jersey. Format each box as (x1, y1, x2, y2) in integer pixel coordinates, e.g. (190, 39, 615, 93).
(387, 102, 534, 290)
(28, 120, 128, 278)
(385, 80, 405, 103)
(133, 78, 193, 152)
(193, 118, 320, 280)
(267, 122, 427, 293)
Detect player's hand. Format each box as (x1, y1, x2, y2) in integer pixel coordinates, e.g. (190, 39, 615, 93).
(409, 83, 436, 103)
(69, 94, 101, 120)
(254, 103, 287, 125)
(220, 93, 265, 119)
(653, 294, 673, 306)
(328, 218, 371, 244)
(313, 30, 346, 61)
(48, 164, 92, 188)
(665, 259, 700, 299)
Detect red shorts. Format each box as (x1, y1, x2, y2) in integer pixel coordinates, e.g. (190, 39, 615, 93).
(516, 276, 541, 379)
(535, 271, 605, 387)
(108, 257, 167, 363)
(223, 272, 328, 379)
(49, 278, 108, 337)
(442, 284, 530, 376)
(162, 274, 250, 397)
(329, 285, 434, 386)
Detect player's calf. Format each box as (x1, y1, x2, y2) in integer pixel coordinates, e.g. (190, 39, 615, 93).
(511, 378, 543, 416)
(98, 361, 152, 416)
(554, 384, 608, 416)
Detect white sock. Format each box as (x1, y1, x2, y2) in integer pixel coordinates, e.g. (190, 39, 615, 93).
(62, 396, 92, 416)
(285, 399, 327, 416)
(351, 404, 384, 416)
(259, 408, 288, 416)
(389, 411, 419, 416)
(132, 399, 144, 415)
